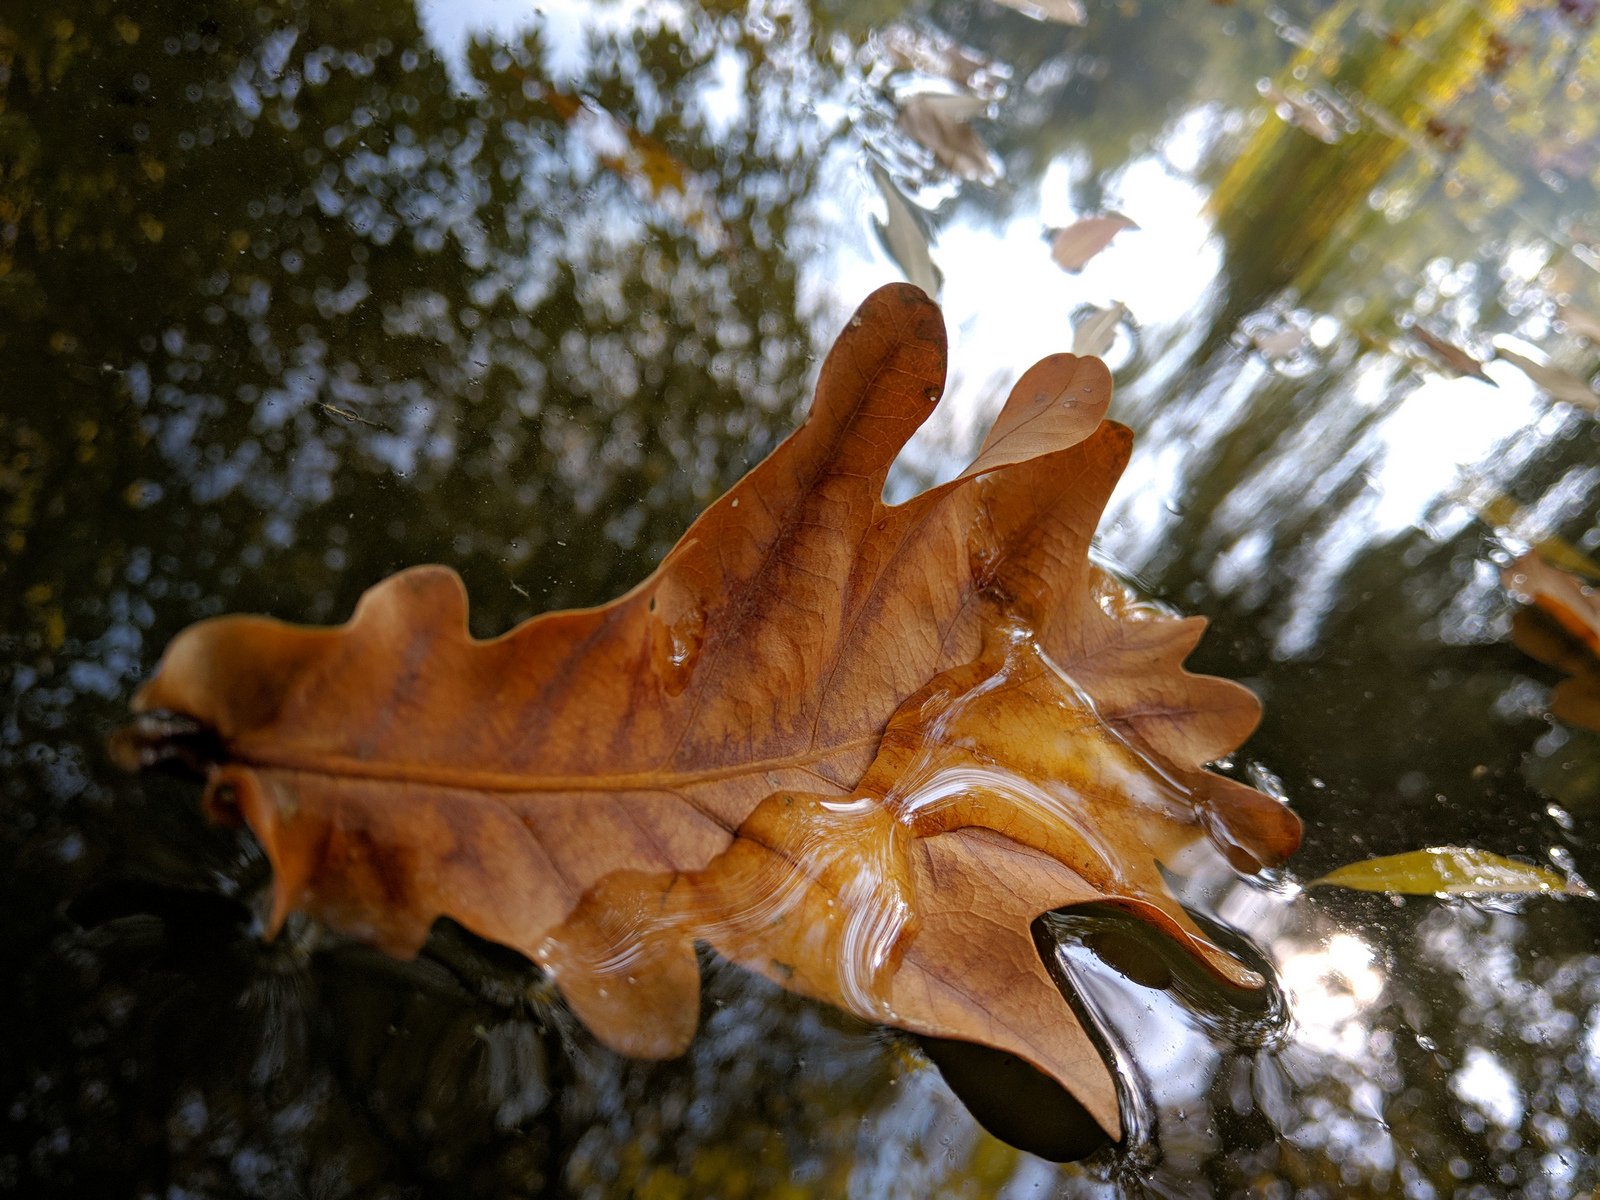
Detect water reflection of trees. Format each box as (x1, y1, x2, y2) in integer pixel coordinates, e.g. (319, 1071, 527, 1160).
(4, 1, 849, 1193)
(3, 0, 1600, 1195)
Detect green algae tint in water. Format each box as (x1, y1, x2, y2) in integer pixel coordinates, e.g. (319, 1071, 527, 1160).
(3, 0, 1600, 1196)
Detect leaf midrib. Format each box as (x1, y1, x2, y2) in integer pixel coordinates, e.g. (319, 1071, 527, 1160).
(227, 733, 880, 800)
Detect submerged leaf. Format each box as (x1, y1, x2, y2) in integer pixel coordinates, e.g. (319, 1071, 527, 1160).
(1313, 847, 1592, 897)
(119, 285, 1298, 1140)
(1050, 214, 1137, 273)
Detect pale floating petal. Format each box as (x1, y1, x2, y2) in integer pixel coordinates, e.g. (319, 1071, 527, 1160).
(878, 24, 1005, 95)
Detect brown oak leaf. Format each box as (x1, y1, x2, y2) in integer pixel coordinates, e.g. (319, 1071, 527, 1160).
(117, 284, 1299, 1139)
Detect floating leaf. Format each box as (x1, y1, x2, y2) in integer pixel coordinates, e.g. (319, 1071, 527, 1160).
(1050, 214, 1137, 273)
(1251, 325, 1308, 360)
(118, 285, 1300, 1142)
(1504, 550, 1600, 655)
(1494, 345, 1600, 411)
(897, 93, 1000, 184)
(989, 0, 1088, 25)
(1071, 301, 1128, 358)
(870, 161, 941, 296)
(1313, 847, 1592, 897)
(879, 25, 1005, 97)
(1408, 325, 1493, 383)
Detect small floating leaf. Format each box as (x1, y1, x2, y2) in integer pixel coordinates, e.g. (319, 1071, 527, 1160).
(1504, 550, 1600, 655)
(1409, 325, 1493, 383)
(1460, 487, 1600, 582)
(879, 24, 1004, 95)
(1556, 301, 1600, 344)
(897, 92, 999, 184)
(1251, 324, 1308, 360)
(1494, 345, 1600, 411)
(1071, 301, 1128, 357)
(990, 0, 1087, 26)
(1050, 214, 1137, 273)
(870, 161, 941, 296)
(1312, 847, 1592, 897)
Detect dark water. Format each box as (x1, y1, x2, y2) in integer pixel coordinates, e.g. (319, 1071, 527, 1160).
(4, 0, 1600, 1195)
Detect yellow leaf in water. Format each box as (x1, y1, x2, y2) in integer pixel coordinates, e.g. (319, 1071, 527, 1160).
(1312, 847, 1593, 897)
(1459, 487, 1600, 582)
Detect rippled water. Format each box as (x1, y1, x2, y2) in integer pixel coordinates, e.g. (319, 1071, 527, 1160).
(4, 0, 1600, 1196)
